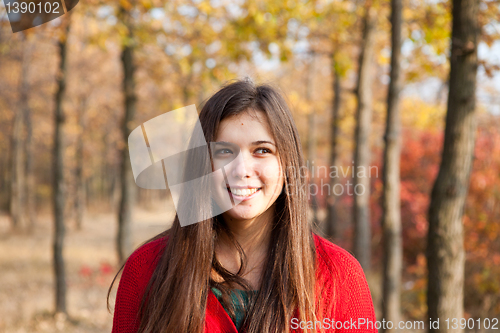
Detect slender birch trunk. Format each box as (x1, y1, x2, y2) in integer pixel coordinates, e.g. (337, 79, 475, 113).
(306, 53, 318, 226)
(326, 58, 342, 239)
(117, 4, 137, 264)
(53, 17, 72, 315)
(381, 0, 403, 330)
(353, 3, 376, 270)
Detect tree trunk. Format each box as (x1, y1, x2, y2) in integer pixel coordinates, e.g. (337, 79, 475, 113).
(10, 33, 32, 231)
(353, 3, 376, 271)
(10, 98, 25, 231)
(381, 0, 403, 330)
(307, 112, 318, 225)
(426, 1, 479, 332)
(53, 17, 72, 315)
(306, 53, 318, 226)
(74, 97, 87, 230)
(4, 119, 13, 213)
(117, 5, 137, 264)
(22, 36, 36, 232)
(326, 59, 342, 239)
(2, 132, 12, 212)
(10, 33, 33, 230)
(24, 84, 36, 232)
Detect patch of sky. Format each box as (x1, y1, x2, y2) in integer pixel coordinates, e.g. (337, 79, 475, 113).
(165, 44, 176, 56)
(268, 42, 279, 54)
(247, 41, 281, 71)
(210, 0, 223, 8)
(252, 50, 280, 71)
(483, 22, 500, 36)
(206, 58, 216, 68)
(293, 40, 310, 56)
(401, 39, 414, 57)
(180, 44, 192, 56)
(97, 6, 114, 19)
(479, 40, 500, 64)
(150, 8, 165, 20)
(209, 17, 224, 33)
(401, 77, 442, 103)
(178, 5, 198, 18)
(226, 2, 244, 18)
(411, 29, 422, 41)
(422, 44, 434, 56)
(423, 0, 446, 4)
(287, 18, 299, 35)
(478, 40, 500, 99)
(435, 54, 446, 65)
(206, 41, 222, 54)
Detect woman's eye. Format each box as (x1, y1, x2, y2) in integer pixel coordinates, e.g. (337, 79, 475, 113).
(215, 149, 233, 156)
(255, 148, 271, 154)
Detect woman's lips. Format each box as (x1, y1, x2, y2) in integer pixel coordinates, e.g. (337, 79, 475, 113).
(227, 187, 262, 201)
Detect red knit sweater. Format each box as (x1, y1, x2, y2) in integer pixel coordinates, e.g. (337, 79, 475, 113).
(111, 234, 377, 332)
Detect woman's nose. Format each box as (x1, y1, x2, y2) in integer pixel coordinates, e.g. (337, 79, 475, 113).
(230, 152, 252, 179)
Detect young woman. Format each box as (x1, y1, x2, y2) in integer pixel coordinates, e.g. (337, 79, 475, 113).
(108, 79, 377, 333)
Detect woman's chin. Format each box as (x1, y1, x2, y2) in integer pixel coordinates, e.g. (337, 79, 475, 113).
(223, 209, 261, 222)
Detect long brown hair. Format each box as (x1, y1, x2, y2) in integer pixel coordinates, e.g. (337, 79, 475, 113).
(108, 79, 321, 332)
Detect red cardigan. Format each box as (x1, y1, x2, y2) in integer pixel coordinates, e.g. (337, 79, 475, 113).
(111, 234, 377, 332)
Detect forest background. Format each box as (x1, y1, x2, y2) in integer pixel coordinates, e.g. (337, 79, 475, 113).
(0, 0, 499, 332)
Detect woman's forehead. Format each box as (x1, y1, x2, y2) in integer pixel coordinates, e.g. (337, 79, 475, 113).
(216, 110, 273, 141)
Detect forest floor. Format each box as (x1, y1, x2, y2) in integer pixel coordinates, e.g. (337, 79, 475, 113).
(0, 204, 174, 333)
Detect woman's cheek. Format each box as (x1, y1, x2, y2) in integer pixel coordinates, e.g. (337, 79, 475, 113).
(259, 161, 281, 180)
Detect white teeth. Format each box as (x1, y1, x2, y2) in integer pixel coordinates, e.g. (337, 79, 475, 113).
(229, 188, 259, 196)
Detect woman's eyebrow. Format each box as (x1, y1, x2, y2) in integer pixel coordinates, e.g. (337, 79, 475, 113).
(251, 140, 275, 146)
(213, 140, 276, 146)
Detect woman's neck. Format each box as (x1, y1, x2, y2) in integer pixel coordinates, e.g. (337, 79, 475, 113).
(224, 211, 273, 254)
(214, 206, 275, 288)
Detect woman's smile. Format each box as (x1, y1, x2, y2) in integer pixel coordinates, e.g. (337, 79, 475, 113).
(227, 186, 262, 200)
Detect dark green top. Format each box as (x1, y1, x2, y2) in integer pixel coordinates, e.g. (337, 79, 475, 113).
(211, 287, 258, 331)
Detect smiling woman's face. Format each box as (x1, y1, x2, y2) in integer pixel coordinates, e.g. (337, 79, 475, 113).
(212, 109, 284, 223)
